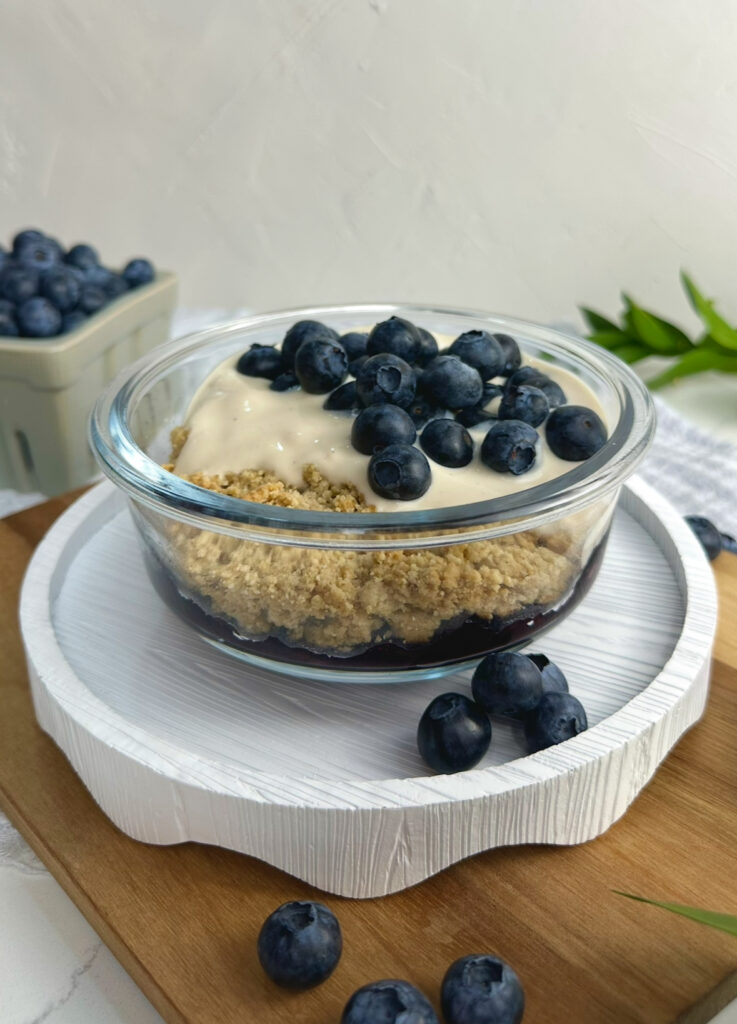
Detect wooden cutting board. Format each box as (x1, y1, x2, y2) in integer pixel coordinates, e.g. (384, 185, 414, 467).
(1, 491, 736, 1024)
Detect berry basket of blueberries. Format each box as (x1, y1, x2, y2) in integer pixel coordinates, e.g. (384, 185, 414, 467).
(0, 228, 177, 496)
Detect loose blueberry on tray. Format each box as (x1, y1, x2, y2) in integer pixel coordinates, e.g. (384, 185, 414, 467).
(257, 900, 342, 989)
(471, 652, 543, 718)
(684, 515, 723, 561)
(417, 692, 492, 773)
(524, 692, 588, 753)
(441, 954, 525, 1024)
(526, 653, 569, 694)
(342, 979, 439, 1024)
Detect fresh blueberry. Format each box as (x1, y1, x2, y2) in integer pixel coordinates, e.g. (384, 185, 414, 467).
(103, 272, 129, 299)
(282, 320, 340, 367)
(506, 366, 566, 408)
(270, 371, 299, 392)
(236, 344, 284, 380)
(122, 257, 155, 288)
(339, 331, 369, 361)
(524, 692, 588, 753)
(356, 353, 416, 408)
(83, 264, 115, 288)
(40, 267, 81, 312)
(0, 264, 39, 304)
(368, 443, 431, 500)
(0, 311, 19, 336)
(61, 310, 88, 333)
(349, 353, 370, 377)
(441, 954, 524, 1024)
(494, 333, 522, 376)
(415, 326, 439, 366)
(481, 421, 538, 475)
(407, 395, 453, 428)
(16, 296, 62, 338)
(417, 692, 491, 773)
(420, 418, 473, 468)
(472, 651, 543, 718)
(257, 900, 342, 990)
(324, 380, 358, 409)
(684, 515, 722, 561)
(546, 405, 607, 461)
(352, 405, 416, 454)
(78, 284, 107, 315)
(12, 229, 45, 255)
(526, 653, 569, 694)
(498, 384, 549, 427)
(64, 243, 99, 270)
(342, 979, 439, 1024)
(449, 330, 504, 380)
(421, 355, 483, 410)
(294, 337, 348, 393)
(366, 316, 421, 362)
(16, 236, 62, 273)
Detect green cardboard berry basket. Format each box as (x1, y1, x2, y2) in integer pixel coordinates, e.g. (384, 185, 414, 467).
(0, 272, 177, 496)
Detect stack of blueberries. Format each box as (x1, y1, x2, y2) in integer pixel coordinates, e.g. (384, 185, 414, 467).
(237, 316, 608, 501)
(0, 228, 155, 338)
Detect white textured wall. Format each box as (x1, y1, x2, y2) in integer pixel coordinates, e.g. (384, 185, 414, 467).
(2, 0, 737, 326)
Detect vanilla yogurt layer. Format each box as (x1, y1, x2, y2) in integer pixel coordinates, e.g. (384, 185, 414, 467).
(173, 336, 610, 513)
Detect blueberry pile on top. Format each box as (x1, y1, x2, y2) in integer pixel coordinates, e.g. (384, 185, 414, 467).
(236, 316, 608, 502)
(0, 228, 156, 339)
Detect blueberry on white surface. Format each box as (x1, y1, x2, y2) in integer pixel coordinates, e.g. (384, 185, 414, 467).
(417, 692, 491, 773)
(546, 405, 607, 461)
(493, 333, 522, 376)
(257, 900, 342, 990)
(356, 353, 416, 408)
(684, 515, 722, 561)
(122, 257, 155, 288)
(368, 443, 431, 500)
(472, 651, 543, 718)
(341, 979, 439, 1024)
(498, 384, 549, 428)
(449, 330, 504, 380)
(524, 691, 588, 753)
(16, 296, 62, 338)
(420, 418, 474, 468)
(441, 954, 525, 1024)
(421, 355, 483, 410)
(526, 653, 569, 694)
(324, 379, 358, 409)
(480, 421, 538, 475)
(352, 405, 416, 454)
(366, 316, 421, 363)
(294, 337, 348, 393)
(236, 344, 284, 380)
(282, 319, 340, 367)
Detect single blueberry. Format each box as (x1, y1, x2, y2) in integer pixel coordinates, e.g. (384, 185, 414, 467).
(78, 285, 107, 315)
(16, 296, 62, 338)
(65, 243, 99, 270)
(0, 311, 19, 336)
(324, 380, 358, 409)
(525, 691, 588, 752)
(526, 653, 569, 694)
(441, 954, 525, 1024)
(506, 366, 566, 408)
(0, 264, 39, 304)
(352, 405, 416, 454)
(480, 420, 538, 475)
(368, 443, 431, 501)
(270, 371, 299, 392)
(282, 320, 340, 367)
(122, 257, 155, 288)
(472, 651, 543, 718)
(339, 331, 369, 361)
(349, 353, 370, 377)
(449, 330, 504, 380)
(341, 979, 439, 1024)
(366, 316, 421, 362)
(236, 344, 284, 380)
(257, 900, 342, 990)
(421, 355, 483, 410)
(12, 229, 45, 255)
(684, 515, 722, 561)
(498, 384, 549, 427)
(294, 337, 348, 393)
(61, 310, 88, 333)
(356, 353, 416, 408)
(417, 692, 491, 773)
(721, 532, 737, 556)
(415, 326, 439, 366)
(546, 405, 607, 461)
(16, 236, 62, 273)
(494, 333, 522, 376)
(407, 395, 452, 428)
(420, 419, 473, 468)
(40, 267, 81, 312)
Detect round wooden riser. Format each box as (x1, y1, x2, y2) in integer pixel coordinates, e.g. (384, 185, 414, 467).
(20, 477, 717, 899)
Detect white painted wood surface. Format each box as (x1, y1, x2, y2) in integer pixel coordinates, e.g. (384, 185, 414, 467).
(20, 477, 717, 898)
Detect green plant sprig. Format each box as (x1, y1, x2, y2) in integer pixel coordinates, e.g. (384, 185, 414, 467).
(580, 272, 737, 389)
(614, 891, 737, 938)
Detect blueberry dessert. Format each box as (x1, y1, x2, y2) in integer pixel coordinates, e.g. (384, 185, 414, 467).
(153, 315, 615, 669)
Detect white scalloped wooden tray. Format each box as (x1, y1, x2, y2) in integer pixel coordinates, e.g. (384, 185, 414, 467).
(19, 477, 717, 898)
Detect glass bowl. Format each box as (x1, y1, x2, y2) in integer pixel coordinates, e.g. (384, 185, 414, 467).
(90, 303, 655, 683)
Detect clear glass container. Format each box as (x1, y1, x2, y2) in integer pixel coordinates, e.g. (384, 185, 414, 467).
(90, 304, 655, 683)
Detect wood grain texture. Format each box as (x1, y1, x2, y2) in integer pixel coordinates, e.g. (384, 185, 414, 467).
(1, 498, 737, 1023)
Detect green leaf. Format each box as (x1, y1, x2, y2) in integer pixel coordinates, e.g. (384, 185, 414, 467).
(589, 331, 633, 351)
(612, 342, 650, 363)
(627, 303, 693, 354)
(614, 892, 737, 938)
(580, 307, 623, 335)
(681, 271, 737, 351)
(646, 344, 737, 389)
